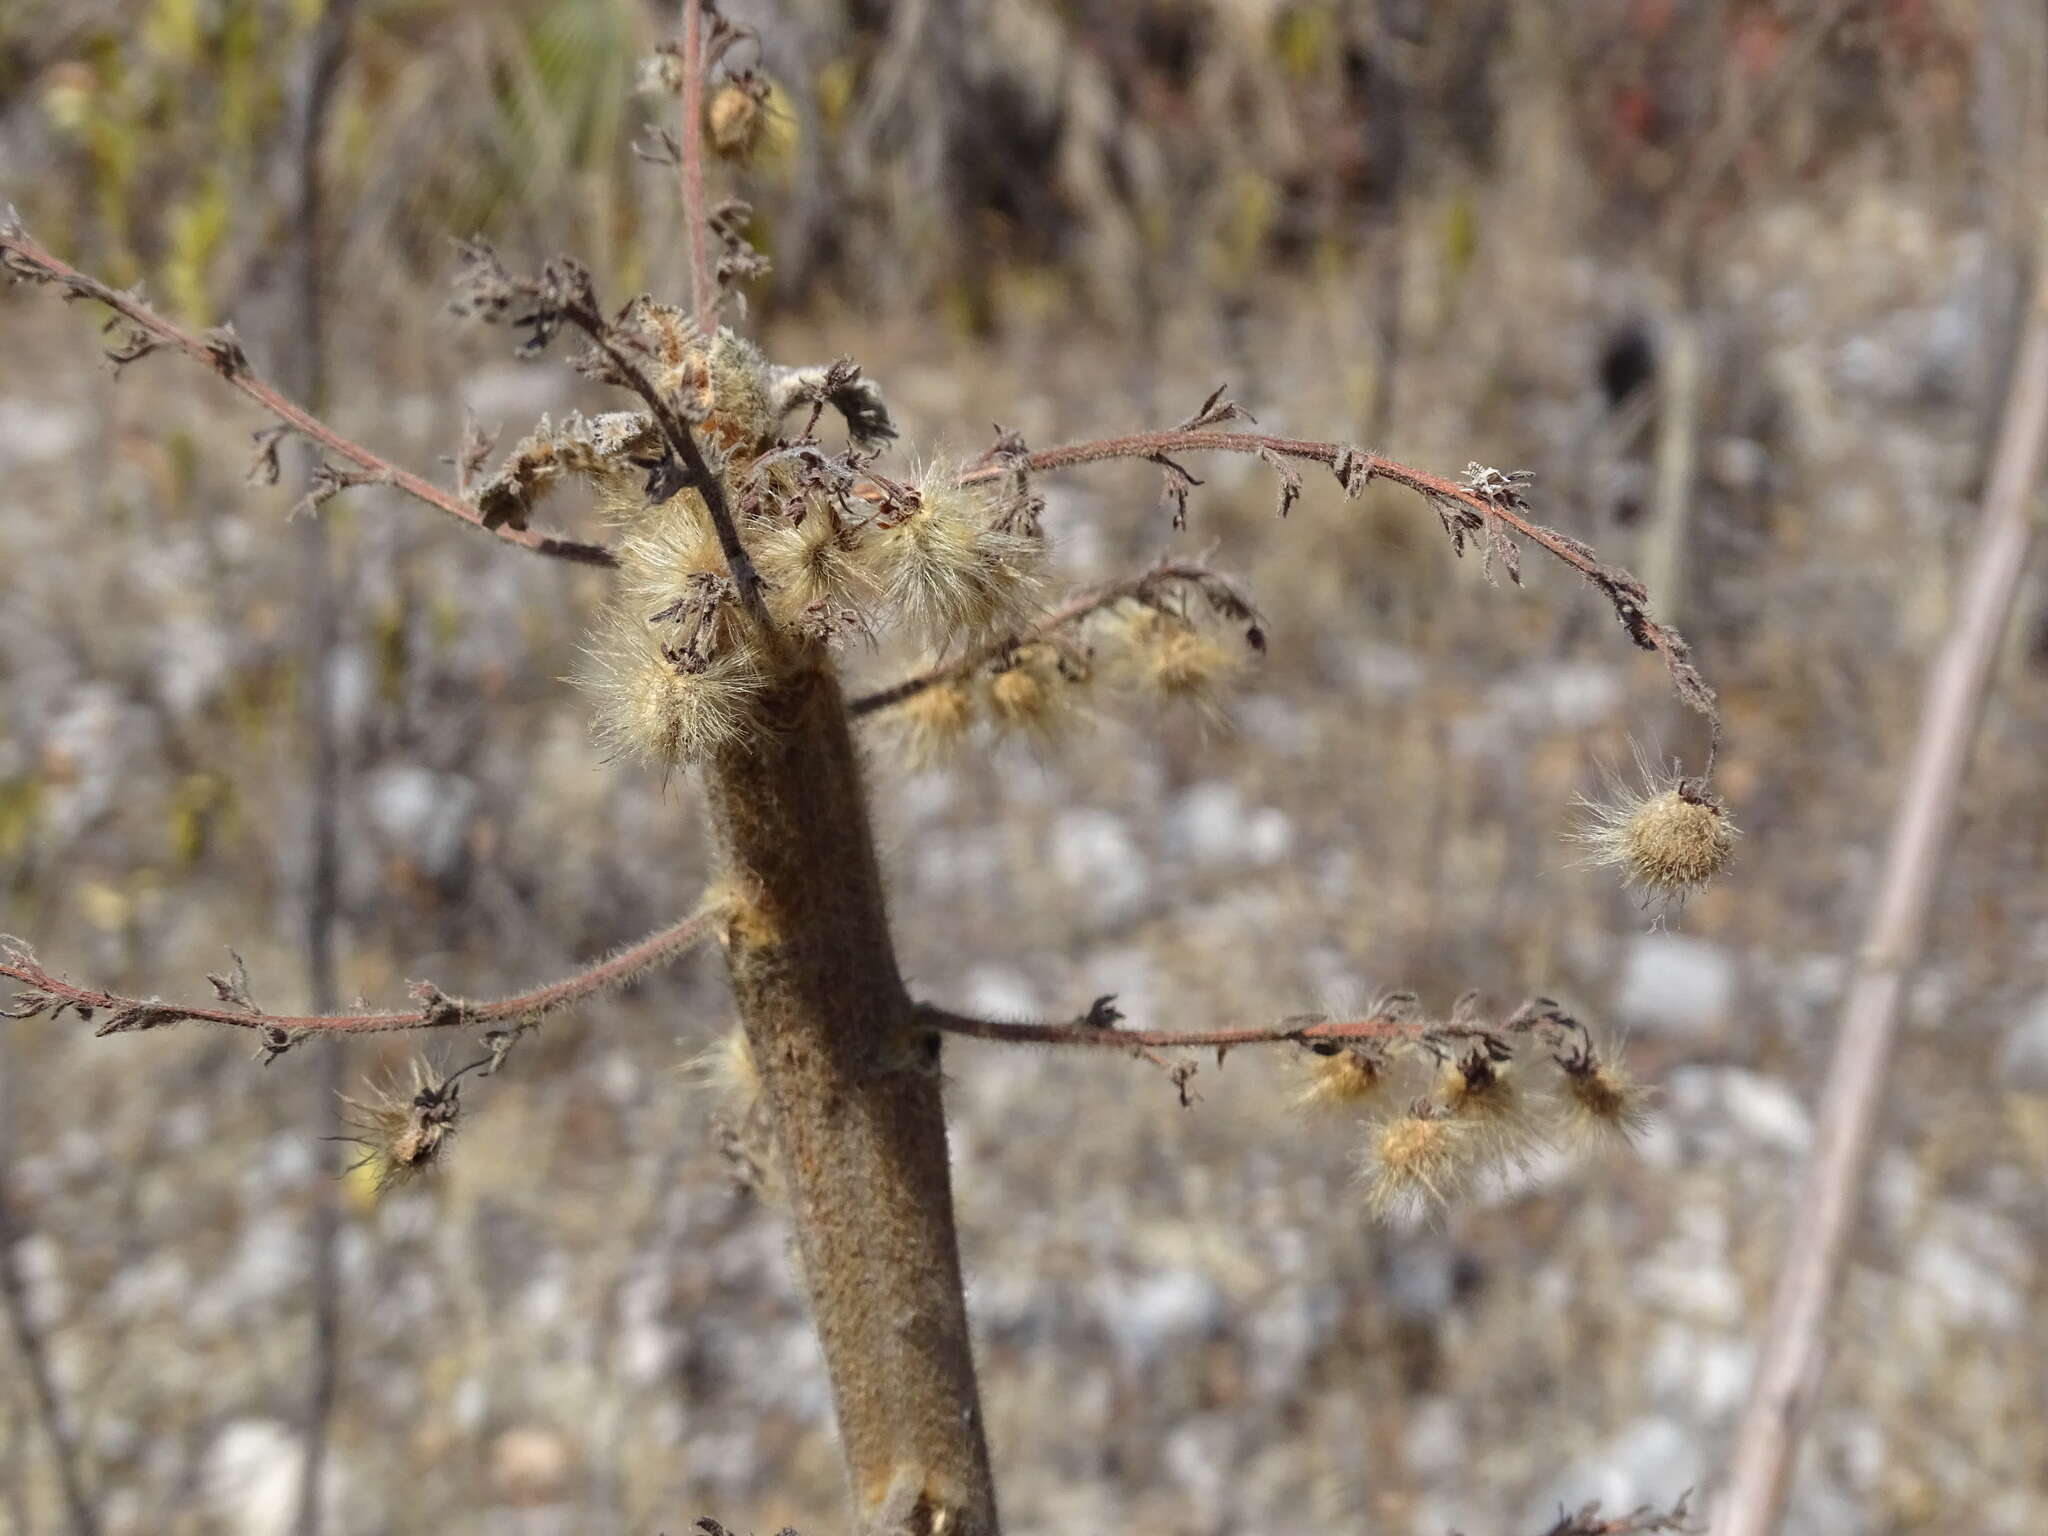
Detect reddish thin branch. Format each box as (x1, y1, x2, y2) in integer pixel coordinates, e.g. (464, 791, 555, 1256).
(918, 1002, 1432, 1054)
(959, 427, 1719, 757)
(848, 559, 1253, 717)
(679, 0, 715, 333)
(0, 223, 616, 569)
(1, 910, 714, 1042)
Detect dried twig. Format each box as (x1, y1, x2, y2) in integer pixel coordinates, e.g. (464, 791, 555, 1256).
(679, 0, 714, 331)
(954, 422, 1719, 761)
(922, 994, 1537, 1056)
(1, 910, 715, 1044)
(450, 244, 767, 617)
(0, 1178, 101, 1536)
(0, 221, 615, 568)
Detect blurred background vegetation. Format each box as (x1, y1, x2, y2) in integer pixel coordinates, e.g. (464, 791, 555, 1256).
(2, 1, 2046, 1532)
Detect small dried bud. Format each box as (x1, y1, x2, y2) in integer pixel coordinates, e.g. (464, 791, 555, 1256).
(690, 1027, 781, 1199)
(1572, 750, 1736, 903)
(705, 79, 766, 162)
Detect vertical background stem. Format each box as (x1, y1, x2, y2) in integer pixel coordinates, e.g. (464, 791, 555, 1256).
(680, 0, 714, 333)
(277, 4, 357, 1532)
(1715, 227, 2048, 1536)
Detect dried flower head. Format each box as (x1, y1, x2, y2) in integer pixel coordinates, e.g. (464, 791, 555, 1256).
(1360, 1100, 1478, 1219)
(1555, 1043, 1653, 1147)
(1104, 602, 1245, 715)
(984, 645, 1075, 740)
(893, 679, 977, 767)
(1436, 1049, 1547, 1171)
(624, 310, 776, 457)
(338, 1060, 462, 1190)
(1573, 748, 1736, 903)
(705, 78, 767, 162)
(868, 473, 1044, 646)
(756, 503, 878, 624)
(1294, 1044, 1388, 1111)
(579, 607, 765, 767)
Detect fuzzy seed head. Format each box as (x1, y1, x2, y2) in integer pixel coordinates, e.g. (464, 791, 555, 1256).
(579, 609, 764, 768)
(1107, 603, 1245, 714)
(338, 1061, 461, 1191)
(985, 646, 1074, 740)
(893, 679, 977, 767)
(1295, 1047, 1387, 1111)
(706, 80, 765, 162)
(689, 1026, 783, 1200)
(689, 1027, 760, 1113)
(869, 474, 1043, 646)
(617, 506, 724, 592)
(1437, 1052, 1548, 1170)
(1360, 1102, 1477, 1219)
(756, 508, 878, 625)
(1574, 754, 1736, 902)
(1558, 1050, 1652, 1147)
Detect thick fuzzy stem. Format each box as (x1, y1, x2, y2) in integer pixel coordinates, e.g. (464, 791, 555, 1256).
(702, 658, 997, 1536)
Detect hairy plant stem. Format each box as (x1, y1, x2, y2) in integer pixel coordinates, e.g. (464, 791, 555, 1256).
(701, 656, 997, 1536)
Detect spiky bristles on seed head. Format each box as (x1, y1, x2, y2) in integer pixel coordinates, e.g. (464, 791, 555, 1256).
(869, 469, 1044, 646)
(1359, 1101, 1478, 1219)
(579, 607, 766, 768)
(1556, 1045, 1653, 1147)
(1572, 748, 1737, 903)
(337, 1060, 461, 1191)
(893, 679, 977, 767)
(1294, 1045, 1388, 1111)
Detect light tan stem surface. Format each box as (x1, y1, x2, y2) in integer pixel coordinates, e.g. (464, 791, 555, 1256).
(703, 660, 998, 1536)
(1716, 239, 2048, 1536)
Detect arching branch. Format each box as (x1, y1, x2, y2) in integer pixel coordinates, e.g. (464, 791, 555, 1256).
(958, 421, 1720, 762)
(1, 910, 715, 1046)
(0, 221, 617, 568)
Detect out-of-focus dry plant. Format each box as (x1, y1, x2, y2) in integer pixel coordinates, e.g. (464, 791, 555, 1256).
(0, 4, 1737, 1532)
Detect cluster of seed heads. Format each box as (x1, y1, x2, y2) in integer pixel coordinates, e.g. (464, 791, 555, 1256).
(1294, 995, 1651, 1221)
